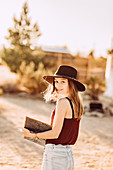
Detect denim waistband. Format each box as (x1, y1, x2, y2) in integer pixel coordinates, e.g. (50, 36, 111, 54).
(45, 144, 72, 150)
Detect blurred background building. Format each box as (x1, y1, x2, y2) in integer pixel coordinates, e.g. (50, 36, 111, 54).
(105, 45, 113, 98)
(39, 46, 106, 83)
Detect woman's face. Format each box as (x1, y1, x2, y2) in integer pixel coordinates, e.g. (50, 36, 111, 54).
(54, 78, 69, 97)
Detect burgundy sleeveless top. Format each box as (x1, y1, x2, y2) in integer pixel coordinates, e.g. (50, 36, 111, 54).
(46, 97, 80, 145)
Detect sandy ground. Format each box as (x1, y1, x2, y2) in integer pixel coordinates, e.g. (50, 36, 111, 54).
(0, 65, 113, 170)
(0, 94, 113, 170)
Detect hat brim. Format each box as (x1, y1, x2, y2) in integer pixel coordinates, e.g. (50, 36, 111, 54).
(43, 75, 86, 92)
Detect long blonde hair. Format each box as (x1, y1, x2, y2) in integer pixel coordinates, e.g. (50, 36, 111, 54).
(43, 79, 58, 102)
(68, 79, 84, 120)
(43, 78, 84, 120)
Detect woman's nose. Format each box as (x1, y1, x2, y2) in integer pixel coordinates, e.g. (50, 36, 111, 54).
(56, 83, 62, 88)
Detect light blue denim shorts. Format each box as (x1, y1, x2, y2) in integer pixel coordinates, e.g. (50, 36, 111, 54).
(41, 144, 74, 170)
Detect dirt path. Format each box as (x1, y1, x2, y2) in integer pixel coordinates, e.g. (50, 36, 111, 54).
(0, 94, 113, 170)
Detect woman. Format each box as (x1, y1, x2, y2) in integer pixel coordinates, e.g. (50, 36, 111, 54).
(21, 65, 86, 170)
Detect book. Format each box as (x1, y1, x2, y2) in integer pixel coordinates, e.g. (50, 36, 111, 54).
(24, 116, 52, 146)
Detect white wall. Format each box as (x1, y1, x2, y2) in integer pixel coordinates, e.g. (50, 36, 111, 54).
(104, 54, 113, 98)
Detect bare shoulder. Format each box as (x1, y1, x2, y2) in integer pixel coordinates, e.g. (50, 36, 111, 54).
(57, 97, 69, 109)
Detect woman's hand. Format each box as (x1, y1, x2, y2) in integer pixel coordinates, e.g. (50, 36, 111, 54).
(20, 128, 36, 139)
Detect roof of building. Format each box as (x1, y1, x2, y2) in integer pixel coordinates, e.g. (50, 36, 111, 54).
(41, 46, 70, 54)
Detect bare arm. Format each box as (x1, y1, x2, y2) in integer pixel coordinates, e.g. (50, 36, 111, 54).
(21, 98, 68, 139)
(37, 98, 68, 139)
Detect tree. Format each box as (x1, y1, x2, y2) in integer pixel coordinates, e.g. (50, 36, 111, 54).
(2, 1, 43, 73)
(6, 2, 41, 49)
(85, 76, 106, 100)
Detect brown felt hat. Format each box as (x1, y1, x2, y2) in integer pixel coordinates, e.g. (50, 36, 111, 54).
(43, 65, 86, 92)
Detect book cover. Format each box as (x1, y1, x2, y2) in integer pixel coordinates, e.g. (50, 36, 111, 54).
(24, 116, 52, 146)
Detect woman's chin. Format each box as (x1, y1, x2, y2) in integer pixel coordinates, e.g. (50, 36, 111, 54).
(58, 94, 65, 99)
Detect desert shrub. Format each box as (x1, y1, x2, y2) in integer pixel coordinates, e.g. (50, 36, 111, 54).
(17, 61, 52, 94)
(85, 76, 106, 100)
(2, 47, 45, 73)
(0, 88, 3, 95)
(0, 83, 19, 93)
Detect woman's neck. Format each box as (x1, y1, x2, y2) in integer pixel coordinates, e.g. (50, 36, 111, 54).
(58, 94, 70, 99)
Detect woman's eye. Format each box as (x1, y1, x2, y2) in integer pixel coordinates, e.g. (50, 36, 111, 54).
(55, 80, 66, 83)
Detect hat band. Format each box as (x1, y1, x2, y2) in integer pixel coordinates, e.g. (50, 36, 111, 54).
(54, 74, 76, 80)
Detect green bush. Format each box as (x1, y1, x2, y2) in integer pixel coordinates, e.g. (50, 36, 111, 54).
(2, 47, 45, 73)
(85, 76, 106, 100)
(17, 61, 53, 94)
